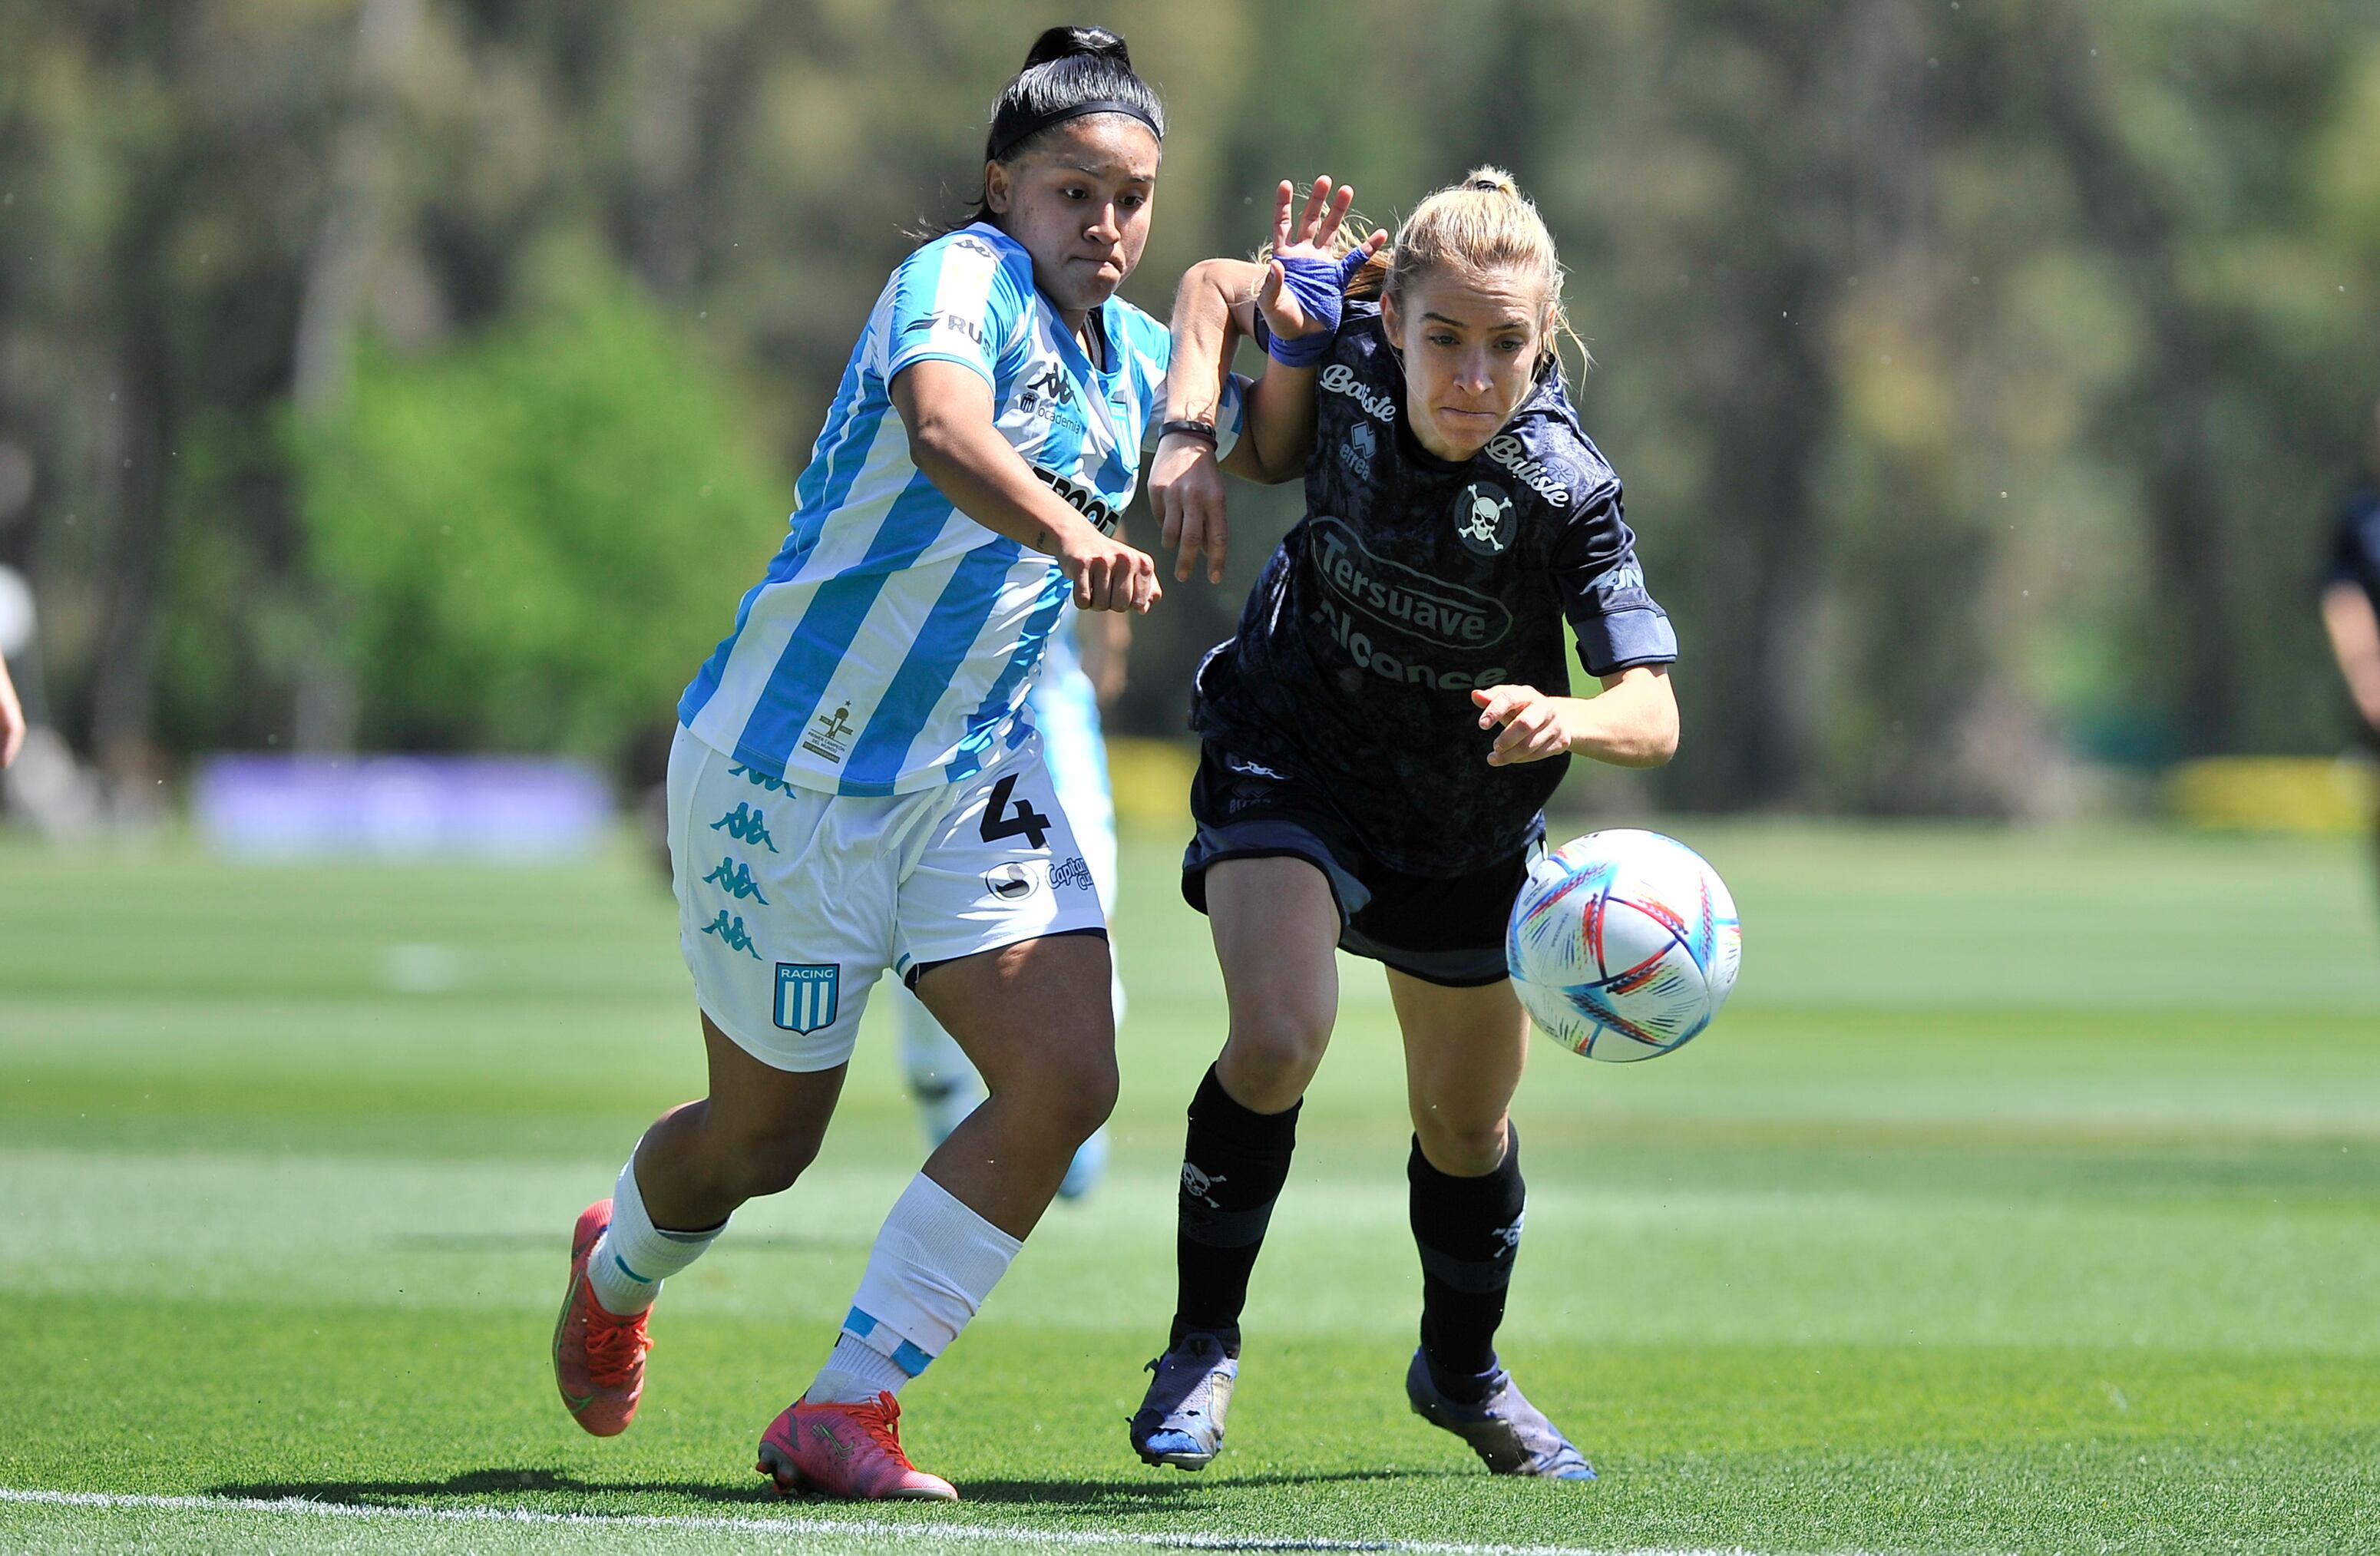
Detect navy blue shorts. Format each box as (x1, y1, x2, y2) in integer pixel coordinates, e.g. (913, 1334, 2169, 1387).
(1179, 737, 1534, 987)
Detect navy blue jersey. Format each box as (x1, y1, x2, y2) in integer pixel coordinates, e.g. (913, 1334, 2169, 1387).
(1191, 300, 1677, 875)
(2322, 484, 2380, 612)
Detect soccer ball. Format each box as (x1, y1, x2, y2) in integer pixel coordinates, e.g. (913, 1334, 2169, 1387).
(1506, 829, 1740, 1061)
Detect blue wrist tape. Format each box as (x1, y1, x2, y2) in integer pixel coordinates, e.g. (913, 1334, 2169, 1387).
(1264, 251, 1347, 368)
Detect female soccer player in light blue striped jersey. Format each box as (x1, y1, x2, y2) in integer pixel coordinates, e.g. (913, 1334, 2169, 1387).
(547, 25, 1297, 1501)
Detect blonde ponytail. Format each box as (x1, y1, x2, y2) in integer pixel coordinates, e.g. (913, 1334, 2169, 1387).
(1368, 165, 1587, 379)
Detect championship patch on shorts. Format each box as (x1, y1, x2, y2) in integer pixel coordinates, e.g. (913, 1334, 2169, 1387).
(773, 963, 841, 1033)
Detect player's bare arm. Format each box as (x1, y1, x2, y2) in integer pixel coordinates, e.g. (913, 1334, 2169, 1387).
(2319, 580, 2380, 731)
(893, 361, 1161, 614)
(1153, 177, 1384, 582)
(1149, 260, 1251, 583)
(1472, 666, 1679, 769)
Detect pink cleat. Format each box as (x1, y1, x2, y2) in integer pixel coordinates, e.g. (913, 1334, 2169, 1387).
(755, 1392, 959, 1501)
(550, 1198, 653, 1437)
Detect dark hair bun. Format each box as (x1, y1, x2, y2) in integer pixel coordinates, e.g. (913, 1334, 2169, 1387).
(983, 24, 1161, 164)
(1023, 25, 1131, 72)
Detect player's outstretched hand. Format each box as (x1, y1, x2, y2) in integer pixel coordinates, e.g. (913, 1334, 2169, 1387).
(1058, 525, 1162, 614)
(1473, 685, 1574, 766)
(1255, 177, 1387, 345)
(1152, 433, 1230, 584)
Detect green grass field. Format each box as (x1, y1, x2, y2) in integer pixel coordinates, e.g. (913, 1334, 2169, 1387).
(4, 821, 2378, 1554)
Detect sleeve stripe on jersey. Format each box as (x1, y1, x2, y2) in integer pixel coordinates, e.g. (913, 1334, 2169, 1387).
(1575, 608, 1679, 677)
(883, 235, 1010, 390)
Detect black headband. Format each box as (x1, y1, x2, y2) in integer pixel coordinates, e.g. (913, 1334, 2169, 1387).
(988, 98, 1162, 163)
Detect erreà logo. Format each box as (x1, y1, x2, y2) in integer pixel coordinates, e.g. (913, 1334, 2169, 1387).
(1340, 420, 1377, 481)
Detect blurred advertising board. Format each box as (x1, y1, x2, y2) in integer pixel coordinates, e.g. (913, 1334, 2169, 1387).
(192, 755, 610, 861)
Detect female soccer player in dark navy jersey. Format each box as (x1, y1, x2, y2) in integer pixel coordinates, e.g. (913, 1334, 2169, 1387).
(1127, 170, 1681, 1481)
(1190, 279, 1672, 884)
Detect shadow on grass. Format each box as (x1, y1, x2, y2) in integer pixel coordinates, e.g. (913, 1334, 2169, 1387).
(209, 1469, 771, 1506)
(389, 1232, 874, 1255)
(207, 1465, 1443, 1516)
(959, 1468, 1446, 1518)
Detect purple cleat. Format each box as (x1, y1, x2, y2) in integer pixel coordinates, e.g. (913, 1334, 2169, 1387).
(1129, 1330, 1238, 1470)
(1405, 1348, 1596, 1481)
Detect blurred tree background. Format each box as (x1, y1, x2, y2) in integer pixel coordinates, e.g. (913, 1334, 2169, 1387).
(3, 0, 2378, 814)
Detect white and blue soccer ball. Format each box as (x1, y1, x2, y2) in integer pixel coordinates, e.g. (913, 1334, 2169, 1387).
(1506, 829, 1741, 1061)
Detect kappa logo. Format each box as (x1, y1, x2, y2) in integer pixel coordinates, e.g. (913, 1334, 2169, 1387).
(1339, 419, 1377, 481)
(728, 763, 793, 794)
(702, 910, 763, 961)
(1016, 364, 1075, 421)
(1319, 363, 1397, 423)
(983, 862, 1036, 901)
(949, 233, 999, 260)
(774, 963, 841, 1034)
(1454, 482, 1516, 557)
(710, 802, 779, 854)
(1227, 757, 1287, 782)
(702, 856, 769, 904)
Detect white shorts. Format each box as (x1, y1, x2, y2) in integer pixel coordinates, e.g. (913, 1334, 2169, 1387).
(668, 724, 1105, 1072)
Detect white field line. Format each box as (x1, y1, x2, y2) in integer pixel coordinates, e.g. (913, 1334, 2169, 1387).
(0, 1486, 1820, 1556)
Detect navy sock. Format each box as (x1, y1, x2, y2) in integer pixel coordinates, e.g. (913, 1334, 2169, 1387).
(1171, 1064, 1299, 1350)
(1409, 1125, 1525, 1403)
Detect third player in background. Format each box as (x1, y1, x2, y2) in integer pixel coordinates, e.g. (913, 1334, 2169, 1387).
(896, 603, 1128, 1199)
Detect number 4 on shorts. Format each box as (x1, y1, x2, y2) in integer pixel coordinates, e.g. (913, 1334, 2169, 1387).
(979, 774, 1051, 851)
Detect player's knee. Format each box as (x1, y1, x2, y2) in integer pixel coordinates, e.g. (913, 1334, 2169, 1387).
(1412, 1112, 1509, 1178)
(987, 1021, 1116, 1145)
(1040, 1041, 1119, 1145)
(723, 1123, 824, 1198)
(1063, 1057, 1120, 1143)
(1223, 1003, 1333, 1094)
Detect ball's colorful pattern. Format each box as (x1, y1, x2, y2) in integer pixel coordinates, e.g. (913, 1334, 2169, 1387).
(1506, 829, 1741, 1061)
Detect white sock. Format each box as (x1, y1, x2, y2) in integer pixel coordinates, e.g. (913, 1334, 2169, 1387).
(805, 1173, 1020, 1404)
(807, 1332, 914, 1405)
(587, 1155, 724, 1316)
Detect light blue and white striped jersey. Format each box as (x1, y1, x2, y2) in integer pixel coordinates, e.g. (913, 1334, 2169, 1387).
(680, 223, 1241, 796)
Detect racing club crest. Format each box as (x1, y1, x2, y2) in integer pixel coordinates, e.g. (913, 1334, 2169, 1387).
(773, 963, 840, 1034)
(1453, 482, 1516, 557)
